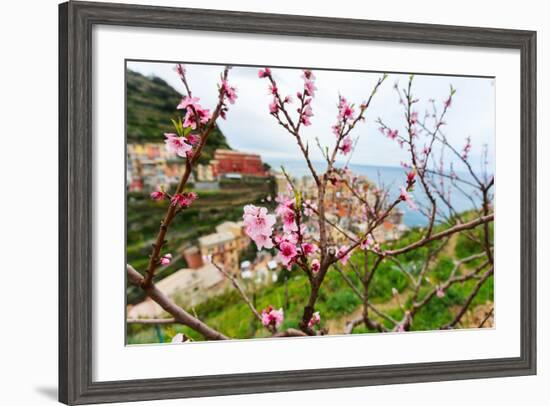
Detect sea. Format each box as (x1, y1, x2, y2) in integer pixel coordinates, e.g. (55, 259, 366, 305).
(264, 158, 486, 228)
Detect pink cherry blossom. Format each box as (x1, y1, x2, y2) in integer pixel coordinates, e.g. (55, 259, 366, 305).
(308, 311, 321, 328)
(399, 187, 417, 210)
(409, 111, 419, 125)
(243, 205, 276, 236)
(164, 133, 192, 158)
(221, 79, 238, 104)
(275, 193, 294, 209)
(360, 234, 374, 250)
(171, 192, 198, 208)
(269, 98, 278, 114)
(176, 96, 201, 110)
(303, 104, 314, 118)
(338, 98, 355, 121)
(337, 245, 351, 265)
(284, 95, 293, 104)
(280, 207, 298, 233)
(311, 259, 320, 273)
(302, 70, 315, 81)
(304, 80, 317, 98)
(275, 200, 292, 218)
(436, 286, 445, 298)
(187, 133, 201, 145)
(278, 241, 297, 267)
(274, 231, 299, 246)
(301, 242, 318, 256)
(258, 67, 271, 78)
(340, 136, 353, 155)
(261, 306, 284, 328)
(299, 104, 314, 126)
(332, 124, 341, 137)
(386, 129, 399, 139)
(462, 136, 472, 160)
(300, 115, 312, 126)
(243, 205, 276, 250)
(303, 200, 317, 217)
(160, 253, 172, 265)
(183, 106, 211, 129)
(150, 190, 167, 201)
(406, 169, 416, 184)
(252, 233, 275, 250)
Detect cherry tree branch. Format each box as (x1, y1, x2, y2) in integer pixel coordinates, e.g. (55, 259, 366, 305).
(211, 260, 267, 329)
(127, 264, 229, 340)
(384, 214, 493, 256)
(443, 267, 494, 329)
(142, 68, 231, 288)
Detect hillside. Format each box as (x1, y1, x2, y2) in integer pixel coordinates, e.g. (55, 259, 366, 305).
(126, 69, 230, 163)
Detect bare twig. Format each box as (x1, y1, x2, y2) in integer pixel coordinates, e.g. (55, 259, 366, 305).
(211, 261, 264, 325)
(478, 307, 494, 328)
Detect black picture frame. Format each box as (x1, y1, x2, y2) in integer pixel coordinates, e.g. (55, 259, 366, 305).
(59, 1, 537, 404)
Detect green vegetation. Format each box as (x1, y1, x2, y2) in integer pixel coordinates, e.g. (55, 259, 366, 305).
(127, 218, 493, 343)
(126, 69, 229, 163)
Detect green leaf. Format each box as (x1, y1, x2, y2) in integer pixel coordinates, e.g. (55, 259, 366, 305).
(171, 117, 184, 137)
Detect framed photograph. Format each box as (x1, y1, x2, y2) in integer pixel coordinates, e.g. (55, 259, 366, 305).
(59, 1, 536, 404)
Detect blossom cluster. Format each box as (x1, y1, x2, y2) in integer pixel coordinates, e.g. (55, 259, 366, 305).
(164, 132, 195, 158)
(308, 311, 321, 328)
(258, 67, 316, 127)
(243, 205, 276, 250)
(167, 64, 238, 160)
(177, 95, 212, 130)
(462, 136, 472, 160)
(261, 306, 284, 328)
(331, 96, 361, 156)
(170, 192, 198, 209)
(243, 192, 360, 272)
(150, 189, 198, 210)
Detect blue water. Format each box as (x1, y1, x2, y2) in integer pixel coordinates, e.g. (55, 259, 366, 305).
(265, 158, 483, 228)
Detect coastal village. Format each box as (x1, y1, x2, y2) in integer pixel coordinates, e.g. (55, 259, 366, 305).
(127, 143, 407, 320)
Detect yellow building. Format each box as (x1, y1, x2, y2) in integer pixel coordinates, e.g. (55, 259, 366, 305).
(215, 221, 249, 251)
(198, 231, 239, 274)
(196, 163, 215, 182)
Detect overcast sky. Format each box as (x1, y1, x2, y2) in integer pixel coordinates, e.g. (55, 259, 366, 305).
(127, 60, 495, 172)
